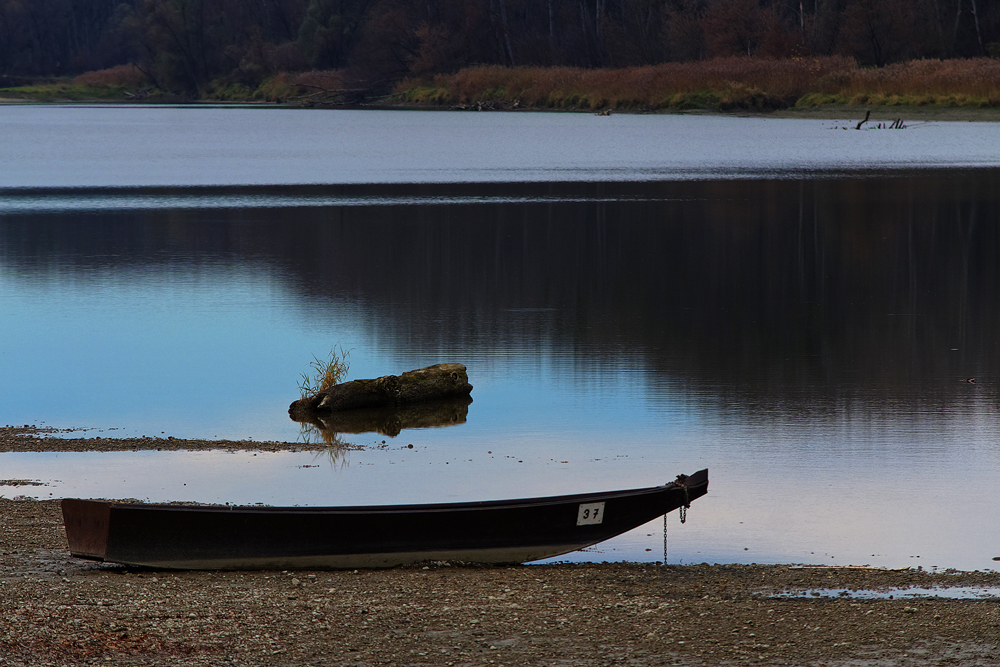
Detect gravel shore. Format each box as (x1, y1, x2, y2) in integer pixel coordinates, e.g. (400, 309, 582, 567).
(4, 426, 1000, 666)
(5, 498, 1000, 667)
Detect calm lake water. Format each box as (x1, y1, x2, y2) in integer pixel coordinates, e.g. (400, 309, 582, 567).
(2, 105, 1000, 569)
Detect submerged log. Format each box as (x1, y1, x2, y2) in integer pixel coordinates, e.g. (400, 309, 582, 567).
(289, 363, 473, 418)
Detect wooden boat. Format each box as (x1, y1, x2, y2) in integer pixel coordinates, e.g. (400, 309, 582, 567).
(61, 469, 707, 570)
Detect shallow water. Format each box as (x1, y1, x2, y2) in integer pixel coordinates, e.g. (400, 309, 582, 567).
(775, 586, 1000, 600)
(2, 106, 1000, 569)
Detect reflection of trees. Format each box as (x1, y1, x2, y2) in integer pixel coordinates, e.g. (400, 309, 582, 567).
(4, 172, 1000, 412)
(249, 175, 1000, 393)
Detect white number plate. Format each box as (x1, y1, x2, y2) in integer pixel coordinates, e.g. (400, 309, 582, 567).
(576, 502, 605, 526)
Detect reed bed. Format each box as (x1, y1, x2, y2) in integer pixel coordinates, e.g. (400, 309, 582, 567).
(291, 69, 346, 91)
(803, 58, 1000, 107)
(1, 64, 152, 100)
(71, 64, 149, 89)
(7, 56, 1000, 110)
(252, 70, 346, 102)
(398, 57, 1000, 111)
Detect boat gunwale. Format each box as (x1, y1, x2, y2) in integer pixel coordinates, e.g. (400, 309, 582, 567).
(89, 469, 707, 515)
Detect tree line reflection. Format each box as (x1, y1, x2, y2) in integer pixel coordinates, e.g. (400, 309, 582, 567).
(4, 171, 999, 416)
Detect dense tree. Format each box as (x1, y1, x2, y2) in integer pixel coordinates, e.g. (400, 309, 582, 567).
(700, 0, 795, 58)
(298, 0, 371, 68)
(662, 0, 706, 61)
(126, 0, 224, 94)
(838, 0, 913, 66)
(951, 0, 986, 56)
(0, 0, 136, 75)
(2, 0, 1000, 93)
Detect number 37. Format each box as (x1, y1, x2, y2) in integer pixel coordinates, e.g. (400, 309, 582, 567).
(576, 502, 605, 526)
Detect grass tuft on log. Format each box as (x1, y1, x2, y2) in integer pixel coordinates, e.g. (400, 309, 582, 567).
(298, 346, 351, 400)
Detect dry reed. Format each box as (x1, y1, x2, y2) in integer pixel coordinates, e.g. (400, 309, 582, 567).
(397, 57, 1000, 111)
(815, 58, 1000, 107)
(292, 70, 346, 90)
(71, 64, 149, 89)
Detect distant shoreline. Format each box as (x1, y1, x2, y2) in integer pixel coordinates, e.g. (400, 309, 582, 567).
(3, 96, 999, 123)
(5, 57, 1000, 127)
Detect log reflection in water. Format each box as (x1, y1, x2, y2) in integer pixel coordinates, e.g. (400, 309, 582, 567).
(294, 395, 473, 439)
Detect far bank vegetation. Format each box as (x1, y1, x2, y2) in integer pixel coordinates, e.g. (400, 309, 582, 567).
(1, 0, 999, 113)
(16, 56, 1000, 114)
(397, 56, 1000, 112)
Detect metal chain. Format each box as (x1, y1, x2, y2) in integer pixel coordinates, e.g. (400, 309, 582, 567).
(680, 482, 690, 523)
(663, 512, 668, 565)
(664, 494, 692, 565)
(664, 481, 693, 565)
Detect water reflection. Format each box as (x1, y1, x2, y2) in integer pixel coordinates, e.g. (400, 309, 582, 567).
(293, 396, 473, 438)
(11, 172, 994, 408)
(775, 586, 1000, 600)
(293, 395, 473, 466)
(3, 172, 1000, 568)
(0, 184, 655, 214)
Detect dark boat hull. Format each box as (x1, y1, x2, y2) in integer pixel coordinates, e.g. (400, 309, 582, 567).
(62, 469, 707, 569)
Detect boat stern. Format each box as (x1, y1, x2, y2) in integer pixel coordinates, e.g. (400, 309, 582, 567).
(61, 499, 111, 561)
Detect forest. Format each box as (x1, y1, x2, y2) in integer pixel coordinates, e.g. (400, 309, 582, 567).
(0, 0, 997, 102)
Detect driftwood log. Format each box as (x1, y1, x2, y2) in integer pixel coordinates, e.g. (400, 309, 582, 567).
(854, 109, 871, 129)
(288, 363, 473, 419)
